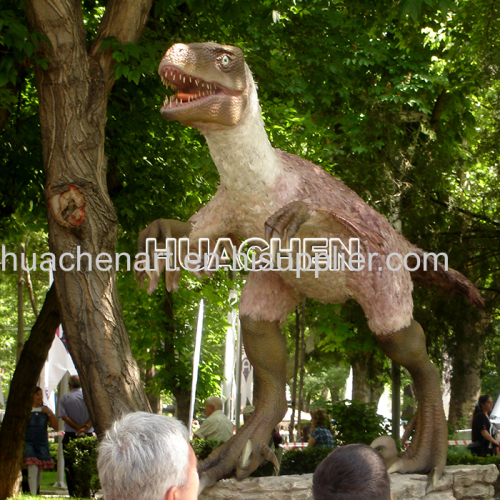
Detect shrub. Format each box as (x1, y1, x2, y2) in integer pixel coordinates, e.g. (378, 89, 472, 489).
(447, 445, 500, 466)
(280, 447, 332, 475)
(49, 442, 58, 468)
(191, 438, 225, 460)
(64, 436, 100, 498)
(326, 399, 391, 446)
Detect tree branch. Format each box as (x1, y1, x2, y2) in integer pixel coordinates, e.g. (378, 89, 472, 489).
(0, 283, 60, 498)
(90, 0, 153, 89)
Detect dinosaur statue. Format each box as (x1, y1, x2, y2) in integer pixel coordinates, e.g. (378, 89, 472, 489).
(136, 42, 484, 491)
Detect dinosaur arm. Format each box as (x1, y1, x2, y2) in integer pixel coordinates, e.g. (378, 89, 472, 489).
(264, 200, 385, 253)
(136, 218, 192, 294)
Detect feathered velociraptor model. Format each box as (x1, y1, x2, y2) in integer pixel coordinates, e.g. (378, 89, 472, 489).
(136, 42, 484, 491)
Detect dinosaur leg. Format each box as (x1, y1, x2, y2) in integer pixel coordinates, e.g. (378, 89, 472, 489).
(198, 316, 288, 491)
(376, 319, 448, 485)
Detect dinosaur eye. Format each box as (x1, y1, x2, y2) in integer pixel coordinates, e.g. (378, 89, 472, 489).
(221, 55, 230, 66)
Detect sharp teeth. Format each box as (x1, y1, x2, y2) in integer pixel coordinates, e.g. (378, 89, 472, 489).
(183, 76, 185, 83)
(189, 77, 192, 83)
(195, 79, 199, 85)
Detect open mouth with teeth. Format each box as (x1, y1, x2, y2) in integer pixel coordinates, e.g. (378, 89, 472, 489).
(160, 66, 225, 111)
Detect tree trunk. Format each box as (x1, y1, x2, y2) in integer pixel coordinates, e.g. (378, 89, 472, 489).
(146, 366, 162, 414)
(297, 300, 306, 425)
(16, 244, 24, 362)
(448, 307, 490, 432)
(23, 0, 153, 436)
(391, 361, 401, 440)
(289, 307, 301, 442)
(351, 353, 384, 404)
(0, 283, 60, 500)
(174, 387, 191, 426)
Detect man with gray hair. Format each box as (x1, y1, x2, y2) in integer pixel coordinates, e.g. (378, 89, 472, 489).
(98, 412, 199, 500)
(193, 396, 234, 442)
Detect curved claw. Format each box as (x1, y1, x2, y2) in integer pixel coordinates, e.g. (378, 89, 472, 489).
(135, 218, 191, 294)
(236, 441, 279, 479)
(264, 200, 310, 243)
(377, 321, 448, 485)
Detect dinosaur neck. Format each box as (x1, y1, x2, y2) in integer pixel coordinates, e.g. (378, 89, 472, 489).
(203, 73, 279, 193)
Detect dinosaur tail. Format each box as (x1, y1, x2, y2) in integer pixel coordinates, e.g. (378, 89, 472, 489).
(408, 248, 485, 308)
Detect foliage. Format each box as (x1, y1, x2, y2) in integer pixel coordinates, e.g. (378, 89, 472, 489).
(447, 445, 500, 466)
(190, 438, 225, 461)
(326, 399, 391, 446)
(64, 436, 100, 498)
(0, 0, 500, 440)
(49, 442, 58, 468)
(279, 447, 332, 476)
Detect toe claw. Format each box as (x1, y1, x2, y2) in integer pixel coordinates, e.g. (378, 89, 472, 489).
(388, 458, 404, 474)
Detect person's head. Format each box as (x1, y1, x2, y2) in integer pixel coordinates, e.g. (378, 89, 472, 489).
(205, 397, 223, 417)
(98, 412, 199, 500)
(301, 424, 311, 440)
(68, 375, 81, 389)
(311, 408, 330, 429)
(312, 444, 391, 500)
(479, 394, 493, 413)
(33, 386, 43, 407)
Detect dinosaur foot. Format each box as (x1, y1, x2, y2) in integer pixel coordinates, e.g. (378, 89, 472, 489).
(388, 403, 447, 488)
(376, 321, 448, 489)
(198, 416, 279, 492)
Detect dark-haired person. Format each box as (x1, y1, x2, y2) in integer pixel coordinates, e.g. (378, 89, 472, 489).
(471, 394, 500, 457)
(312, 444, 391, 500)
(24, 386, 58, 495)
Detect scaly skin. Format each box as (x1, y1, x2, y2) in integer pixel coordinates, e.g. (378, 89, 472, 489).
(377, 320, 448, 487)
(198, 317, 287, 490)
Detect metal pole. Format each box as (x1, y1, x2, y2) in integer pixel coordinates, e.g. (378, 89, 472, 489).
(188, 300, 204, 436)
(53, 372, 68, 489)
(235, 319, 242, 431)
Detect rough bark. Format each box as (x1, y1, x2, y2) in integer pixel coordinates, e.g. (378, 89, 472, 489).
(23, 0, 153, 436)
(0, 283, 60, 500)
(448, 307, 491, 432)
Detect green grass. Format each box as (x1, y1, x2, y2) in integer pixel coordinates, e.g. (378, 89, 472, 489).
(40, 470, 61, 492)
(17, 496, 68, 500)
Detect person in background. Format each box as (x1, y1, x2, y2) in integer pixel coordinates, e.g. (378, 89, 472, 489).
(193, 397, 233, 442)
(98, 412, 199, 500)
(24, 386, 58, 495)
(308, 408, 334, 448)
(57, 375, 94, 496)
(471, 394, 500, 457)
(299, 424, 311, 443)
(312, 443, 392, 500)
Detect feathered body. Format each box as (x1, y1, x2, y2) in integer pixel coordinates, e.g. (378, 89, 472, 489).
(187, 63, 481, 334)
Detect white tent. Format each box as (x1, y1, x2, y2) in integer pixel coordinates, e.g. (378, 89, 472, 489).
(40, 330, 77, 411)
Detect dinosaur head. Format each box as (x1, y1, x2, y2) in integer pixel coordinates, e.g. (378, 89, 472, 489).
(158, 43, 249, 131)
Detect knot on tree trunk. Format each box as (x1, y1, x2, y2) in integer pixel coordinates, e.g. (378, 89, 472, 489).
(49, 185, 86, 228)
